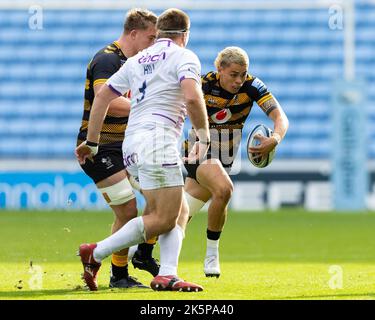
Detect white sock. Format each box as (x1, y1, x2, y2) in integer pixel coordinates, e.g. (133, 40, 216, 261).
(206, 239, 219, 257)
(185, 192, 205, 218)
(158, 225, 184, 276)
(94, 216, 145, 262)
(127, 245, 138, 261)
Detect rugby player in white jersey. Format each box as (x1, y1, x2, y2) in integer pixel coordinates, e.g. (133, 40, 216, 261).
(75, 8, 210, 292)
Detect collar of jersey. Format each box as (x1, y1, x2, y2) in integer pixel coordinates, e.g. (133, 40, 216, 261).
(155, 38, 175, 44)
(113, 41, 126, 58)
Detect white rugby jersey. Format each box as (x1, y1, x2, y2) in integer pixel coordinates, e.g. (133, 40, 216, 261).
(106, 38, 201, 137)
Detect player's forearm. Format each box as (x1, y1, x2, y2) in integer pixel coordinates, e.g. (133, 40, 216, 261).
(86, 97, 109, 143)
(87, 85, 118, 143)
(181, 79, 210, 142)
(187, 100, 210, 143)
(269, 107, 289, 144)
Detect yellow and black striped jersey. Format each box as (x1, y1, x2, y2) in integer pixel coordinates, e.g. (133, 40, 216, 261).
(186, 71, 278, 167)
(77, 41, 128, 146)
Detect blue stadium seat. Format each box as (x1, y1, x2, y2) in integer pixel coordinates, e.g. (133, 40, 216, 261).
(1, 6, 374, 159)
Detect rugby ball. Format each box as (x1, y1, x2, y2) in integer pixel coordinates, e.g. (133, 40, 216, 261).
(246, 124, 276, 168)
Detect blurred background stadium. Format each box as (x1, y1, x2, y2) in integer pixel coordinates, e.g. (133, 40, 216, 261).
(0, 0, 374, 212)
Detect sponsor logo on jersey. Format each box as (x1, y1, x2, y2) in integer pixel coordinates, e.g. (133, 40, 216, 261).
(211, 108, 232, 124)
(138, 52, 166, 64)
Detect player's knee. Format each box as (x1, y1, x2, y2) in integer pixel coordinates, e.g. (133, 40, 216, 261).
(158, 213, 178, 233)
(99, 178, 135, 206)
(212, 182, 233, 203)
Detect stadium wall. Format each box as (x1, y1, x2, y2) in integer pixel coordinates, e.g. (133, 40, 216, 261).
(1, 160, 375, 211)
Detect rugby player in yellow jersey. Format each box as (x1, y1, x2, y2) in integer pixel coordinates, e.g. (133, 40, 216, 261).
(75, 8, 159, 288)
(183, 47, 289, 277)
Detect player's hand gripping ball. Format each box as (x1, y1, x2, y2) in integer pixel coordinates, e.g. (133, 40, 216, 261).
(246, 124, 276, 168)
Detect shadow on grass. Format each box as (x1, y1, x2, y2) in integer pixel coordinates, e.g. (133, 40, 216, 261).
(0, 285, 153, 299)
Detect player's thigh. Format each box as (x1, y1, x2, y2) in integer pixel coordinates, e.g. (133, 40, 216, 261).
(142, 186, 183, 220)
(96, 170, 128, 188)
(80, 144, 125, 185)
(142, 203, 151, 216)
(80, 146, 136, 209)
(124, 128, 183, 190)
(196, 159, 233, 197)
(184, 177, 211, 202)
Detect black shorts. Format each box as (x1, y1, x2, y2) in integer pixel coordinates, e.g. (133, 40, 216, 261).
(184, 162, 200, 181)
(184, 156, 232, 181)
(80, 143, 124, 184)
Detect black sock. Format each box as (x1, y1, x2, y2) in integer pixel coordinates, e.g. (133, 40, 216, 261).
(137, 243, 154, 259)
(111, 263, 129, 279)
(207, 229, 221, 241)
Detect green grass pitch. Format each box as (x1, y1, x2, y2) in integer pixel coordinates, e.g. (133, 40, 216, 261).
(1, 209, 375, 300)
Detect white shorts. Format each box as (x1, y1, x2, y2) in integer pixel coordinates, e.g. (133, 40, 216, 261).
(123, 127, 184, 190)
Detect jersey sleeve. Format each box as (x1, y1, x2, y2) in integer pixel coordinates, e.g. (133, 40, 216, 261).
(251, 77, 277, 115)
(105, 59, 131, 96)
(91, 53, 121, 87)
(201, 72, 216, 94)
(177, 50, 201, 84)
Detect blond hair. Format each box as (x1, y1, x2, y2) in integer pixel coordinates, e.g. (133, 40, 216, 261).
(214, 47, 249, 70)
(123, 8, 157, 34)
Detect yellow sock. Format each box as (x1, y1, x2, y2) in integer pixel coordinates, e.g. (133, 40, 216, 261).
(146, 236, 157, 245)
(111, 253, 128, 267)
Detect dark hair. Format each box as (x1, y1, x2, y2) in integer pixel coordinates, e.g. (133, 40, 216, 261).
(123, 8, 157, 34)
(156, 8, 190, 39)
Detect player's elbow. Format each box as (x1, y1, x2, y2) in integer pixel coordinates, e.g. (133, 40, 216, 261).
(282, 113, 289, 131)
